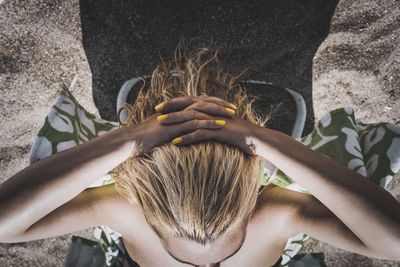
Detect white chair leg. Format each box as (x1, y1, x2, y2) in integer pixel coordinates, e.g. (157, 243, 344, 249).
(240, 80, 306, 139)
(116, 78, 144, 124)
(116, 78, 307, 139)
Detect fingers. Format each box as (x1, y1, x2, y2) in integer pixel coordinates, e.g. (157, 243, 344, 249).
(198, 95, 238, 110)
(161, 116, 226, 143)
(156, 109, 215, 124)
(152, 95, 235, 147)
(171, 128, 220, 146)
(183, 101, 235, 118)
(156, 102, 234, 124)
(173, 118, 226, 134)
(155, 96, 197, 113)
(154, 95, 237, 114)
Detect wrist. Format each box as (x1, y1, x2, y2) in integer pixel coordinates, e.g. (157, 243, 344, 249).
(110, 125, 143, 159)
(252, 126, 285, 158)
(124, 124, 151, 157)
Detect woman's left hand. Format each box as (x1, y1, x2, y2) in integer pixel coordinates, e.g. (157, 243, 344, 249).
(156, 95, 262, 155)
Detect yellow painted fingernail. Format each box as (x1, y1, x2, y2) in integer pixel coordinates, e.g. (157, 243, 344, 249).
(225, 107, 236, 114)
(215, 120, 226, 125)
(157, 114, 168, 121)
(171, 137, 182, 145)
(155, 102, 164, 111)
(229, 103, 238, 110)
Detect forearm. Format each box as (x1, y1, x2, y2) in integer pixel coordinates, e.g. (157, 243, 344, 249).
(0, 126, 136, 237)
(253, 127, 400, 252)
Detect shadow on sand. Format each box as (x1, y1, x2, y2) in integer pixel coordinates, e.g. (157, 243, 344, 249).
(80, 0, 339, 136)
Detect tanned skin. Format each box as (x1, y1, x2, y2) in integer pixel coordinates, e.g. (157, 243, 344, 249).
(1, 95, 399, 266)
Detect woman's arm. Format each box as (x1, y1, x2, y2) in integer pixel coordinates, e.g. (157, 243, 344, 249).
(156, 95, 400, 259)
(0, 126, 135, 240)
(0, 95, 234, 242)
(252, 127, 400, 259)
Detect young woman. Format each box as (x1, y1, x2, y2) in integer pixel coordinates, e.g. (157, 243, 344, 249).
(0, 47, 399, 267)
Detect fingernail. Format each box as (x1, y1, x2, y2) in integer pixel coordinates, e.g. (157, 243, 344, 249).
(171, 137, 182, 145)
(157, 114, 168, 121)
(155, 102, 164, 111)
(215, 120, 226, 125)
(229, 103, 238, 110)
(224, 107, 236, 115)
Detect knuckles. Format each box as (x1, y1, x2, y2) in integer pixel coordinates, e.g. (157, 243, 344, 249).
(187, 95, 196, 102)
(195, 128, 208, 138)
(192, 119, 200, 129)
(190, 109, 198, 118)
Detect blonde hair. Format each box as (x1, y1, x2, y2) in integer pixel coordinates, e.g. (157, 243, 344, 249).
(114, 44, 267, 245)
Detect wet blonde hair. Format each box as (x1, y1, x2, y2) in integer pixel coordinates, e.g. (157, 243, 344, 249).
(114, 44, 267, 245)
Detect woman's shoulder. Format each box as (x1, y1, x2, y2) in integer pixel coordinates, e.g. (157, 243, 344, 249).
(256, 184, 314, 211)
(99, 184, 320, 239)
(253, 185, 319, 234)
(92, 184, 144, 236)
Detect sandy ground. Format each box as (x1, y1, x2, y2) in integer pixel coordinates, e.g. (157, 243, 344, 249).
(0, 0, 399, 266)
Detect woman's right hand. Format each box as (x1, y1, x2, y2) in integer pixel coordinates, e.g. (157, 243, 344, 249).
(124, 95, 238, 157)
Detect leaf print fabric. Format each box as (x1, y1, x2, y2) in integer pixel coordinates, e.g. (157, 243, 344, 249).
(30, 83, 119, 187)
(29, 84, 400, 267)
(261, 107, 400, 266)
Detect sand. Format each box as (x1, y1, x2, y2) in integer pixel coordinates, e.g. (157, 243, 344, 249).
(0, 0, 399, 266)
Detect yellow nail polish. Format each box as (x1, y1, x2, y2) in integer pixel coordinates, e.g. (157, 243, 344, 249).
(225, 107, 236, 114)
(171, 137, 182, 145)
(157, 114, 168, 121)
(229, 103, 238, 110)
(155, 102, 164, 111)
(215, 120, 226, 125)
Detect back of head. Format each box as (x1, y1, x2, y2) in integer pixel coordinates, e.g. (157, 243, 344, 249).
(114, 44, 266, 245)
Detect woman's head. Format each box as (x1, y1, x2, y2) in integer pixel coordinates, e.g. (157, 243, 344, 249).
(114, 44, 266, 248)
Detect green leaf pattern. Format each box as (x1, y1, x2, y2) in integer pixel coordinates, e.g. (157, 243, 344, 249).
(29, 85, 400, 266)
(263, 107, 400, 266)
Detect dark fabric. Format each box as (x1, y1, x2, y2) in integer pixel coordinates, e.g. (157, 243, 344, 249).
(125, 253, 141, 267)
(65, 236, 106, 267)
(240, 82, 297, 135)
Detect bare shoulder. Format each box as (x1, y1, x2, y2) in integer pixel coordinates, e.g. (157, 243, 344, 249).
(95, 183, 325, 238)
(218, 185, 318, 267)
(263, 186, 379, 259)
(253, 185, 326, 237)
(94, 183, 313, 241)
(93, 183, 144, 235)
(255, 185, 316, 219)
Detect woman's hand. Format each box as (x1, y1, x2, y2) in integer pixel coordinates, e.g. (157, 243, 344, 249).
(129, 96, 244, 156)
(151, 95, 262, 156)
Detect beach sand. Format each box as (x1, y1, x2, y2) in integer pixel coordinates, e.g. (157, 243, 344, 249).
(0, 0, 399, 266)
